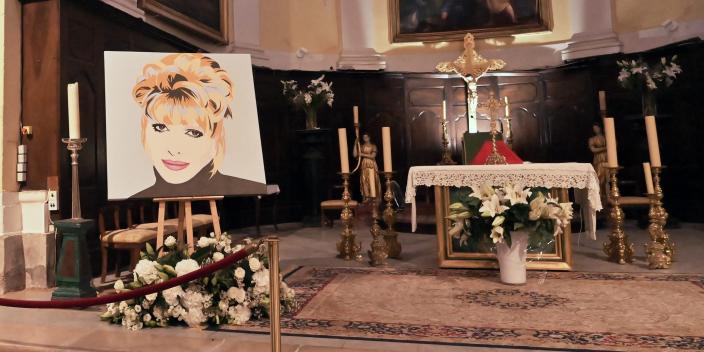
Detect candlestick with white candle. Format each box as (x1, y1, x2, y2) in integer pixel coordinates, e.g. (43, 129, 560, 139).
(644, 115, 662, 167)
(67, 83, 81, 139)
(382, 127, 392, 172)
(353, 106, 359, 125)
(598, 91, 606, 112)
(504, 96, 509, 117)
(643, 162, 655, 194)
(338, 128, 350, 173)
(603, 117, 618, 167)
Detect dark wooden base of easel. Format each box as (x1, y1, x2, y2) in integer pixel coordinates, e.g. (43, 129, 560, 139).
(154, 196, 223, 256)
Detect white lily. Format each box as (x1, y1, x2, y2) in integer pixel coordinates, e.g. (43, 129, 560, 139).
(470, 184, 495, 201)
(490, 226, 504, 243)
(492, 215, 505, 227)
(504, 184, 531, 205)
(529, 193, 546, 220)
(618, 69, 630, 82)
(479, 194, 509, 218)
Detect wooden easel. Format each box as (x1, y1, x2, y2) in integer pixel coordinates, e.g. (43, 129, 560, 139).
(154, 196, 223, 256)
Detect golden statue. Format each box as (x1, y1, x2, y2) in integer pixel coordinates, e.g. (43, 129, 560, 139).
(437, 33, 505, 133)
(354, 133, 382, 202)
(588, 122, 608, 200)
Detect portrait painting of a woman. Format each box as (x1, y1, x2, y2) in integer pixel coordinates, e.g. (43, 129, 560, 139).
(105, 52, 266, 199)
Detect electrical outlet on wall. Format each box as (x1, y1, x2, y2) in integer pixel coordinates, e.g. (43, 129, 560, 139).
(48, 190, 58, 211)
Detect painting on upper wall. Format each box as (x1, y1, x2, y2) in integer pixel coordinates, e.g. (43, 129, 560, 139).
(104, 52, 267, 200)
(138, 0, 230, 44)
(390, 0, 552, 43)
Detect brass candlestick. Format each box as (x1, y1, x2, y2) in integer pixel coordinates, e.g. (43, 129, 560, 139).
(644, 166, 675, 269)
(603, 166, 634, 264)
(383, 172, 401, 258)
(368, 196, 388, 266)
(337, 173, 362, 260)
(62, 138, 87, 219)
(439, 117, 457, 165)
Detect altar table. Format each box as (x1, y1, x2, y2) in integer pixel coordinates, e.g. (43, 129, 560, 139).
(405, 163, 602, 270)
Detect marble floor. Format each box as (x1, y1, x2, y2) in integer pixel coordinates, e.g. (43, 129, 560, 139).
(1, 220, 702, 352)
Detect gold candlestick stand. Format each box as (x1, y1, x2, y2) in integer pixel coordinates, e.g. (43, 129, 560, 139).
(368, 195, 388, 266)
(63, 138, 87, 219)
(337, 173, 362, 260)
(603, 166, 634, 264)
(382, 172, 401, 258)
(644, 166, 675, 269)
(439, 118, 456, 165)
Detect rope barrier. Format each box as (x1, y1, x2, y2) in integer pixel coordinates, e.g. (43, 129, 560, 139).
(0, 242, 260, 309)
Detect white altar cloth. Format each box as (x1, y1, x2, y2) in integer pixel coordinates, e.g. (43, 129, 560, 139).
(405, 163, 603, 239)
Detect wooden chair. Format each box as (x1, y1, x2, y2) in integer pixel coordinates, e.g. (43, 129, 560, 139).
(98, 202, 163, 283)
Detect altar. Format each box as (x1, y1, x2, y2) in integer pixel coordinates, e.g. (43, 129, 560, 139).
(405, 163, 602, 270)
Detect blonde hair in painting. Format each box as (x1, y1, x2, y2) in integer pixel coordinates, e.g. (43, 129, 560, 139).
(132, 53, 234, 176)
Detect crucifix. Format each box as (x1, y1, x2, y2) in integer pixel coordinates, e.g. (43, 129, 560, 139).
(477, 91, 510, 165)
(436, 33, 505, 133)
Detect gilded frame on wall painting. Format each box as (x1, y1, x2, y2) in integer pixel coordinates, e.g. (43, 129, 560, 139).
(138, 0, 230, 44)
(390, 0, 553, 43)
(434, 186, 572, 270)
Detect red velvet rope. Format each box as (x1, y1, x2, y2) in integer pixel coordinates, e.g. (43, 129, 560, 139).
(0, 244, 259, 309)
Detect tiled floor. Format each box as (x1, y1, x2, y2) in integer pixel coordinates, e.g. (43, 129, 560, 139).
(0, 220, 701, 352)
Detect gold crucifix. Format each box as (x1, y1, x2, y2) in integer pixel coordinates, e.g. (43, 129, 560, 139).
(436, 33, 505, 134)
(477, 92, 509, 165)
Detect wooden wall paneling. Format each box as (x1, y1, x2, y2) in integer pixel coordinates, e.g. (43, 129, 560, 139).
(22, 0, 61, 191)
(497, 74, 543, 162)
(405, 77, 446, 168)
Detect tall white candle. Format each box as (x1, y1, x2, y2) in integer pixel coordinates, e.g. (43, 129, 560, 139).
(643, 162, 654, 194)
(504, 96, 509, 117)
(382, 127, 392, 172)
(338, 128, 350, 173)
(368, 168, 376, 198)
(353, 106, 359, 125)
(603, 117, 618, 167)
(67, 83, 81, 139)
(442, 100, 447, 122)
(598, 91, 606, 111)
(644, 115, 661, 167)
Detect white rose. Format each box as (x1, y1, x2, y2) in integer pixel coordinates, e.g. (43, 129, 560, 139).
(143, 313, 152, 322)
(145, 292, 158, 302)
(197, 236, 213, 248)
(213, 252, 224, 262)
(118, 301, 128, 312)
(134, 304, 142, 313)
(252, 269, 270, 296)
(227, 287, 246, 303)
(248, 257, 261, 272)
(175, 259, 200, 277)
(231, 304, 251, 325)
(163, 286, 184, 306)
(234, 267, 246, 280)
(134, 259, 160, 284)
(113, 279, 125, 292)
(164, 235, 177, 248)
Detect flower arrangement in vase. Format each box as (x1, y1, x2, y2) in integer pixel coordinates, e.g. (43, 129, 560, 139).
(447, 184, 573, 284)
(281, 75, 334, 130)
(100, 232, 296, 330)
(617, 56, 682, 116)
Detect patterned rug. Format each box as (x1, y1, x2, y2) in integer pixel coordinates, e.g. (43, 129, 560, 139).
(223, 267, 704, 351)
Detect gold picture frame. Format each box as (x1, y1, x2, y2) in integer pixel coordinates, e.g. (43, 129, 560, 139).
(434, 186, 572, 270)
(389, 0, 553, 43)
(138, 0, 230, 44)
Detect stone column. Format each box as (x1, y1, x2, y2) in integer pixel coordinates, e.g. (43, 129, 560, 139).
(561, 0, 622, 61)
(337, 0, 386, 70)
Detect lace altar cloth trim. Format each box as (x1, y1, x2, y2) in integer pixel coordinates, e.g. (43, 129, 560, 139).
(404, 163, 602, 239)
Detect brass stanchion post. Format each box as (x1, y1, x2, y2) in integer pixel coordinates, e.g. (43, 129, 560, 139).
(267, 237, 281, 352)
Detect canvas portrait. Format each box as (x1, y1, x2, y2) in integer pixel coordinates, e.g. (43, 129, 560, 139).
(390, 0, 552, 42)
(104, 52, 266, 200)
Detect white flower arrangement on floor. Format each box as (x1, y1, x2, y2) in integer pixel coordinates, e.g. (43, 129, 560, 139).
(100, 232, 296, 330)
(447, 185, 573, 248)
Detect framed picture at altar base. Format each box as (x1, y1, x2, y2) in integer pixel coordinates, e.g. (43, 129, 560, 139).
(390, 0, 553, 43)
(434, 186, 572, 270)
(138, 0, 230, 44)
